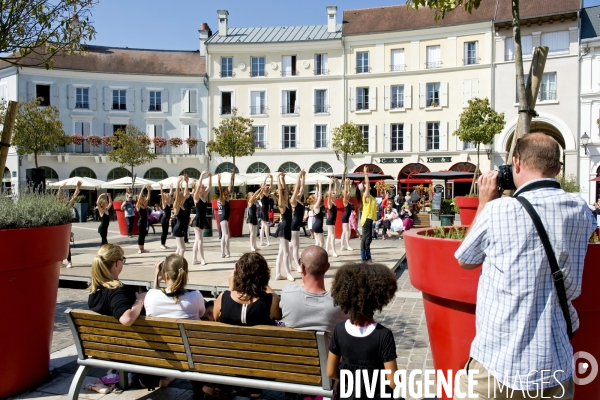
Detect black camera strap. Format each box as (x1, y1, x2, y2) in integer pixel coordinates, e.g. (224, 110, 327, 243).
(514, 192, 573, 340)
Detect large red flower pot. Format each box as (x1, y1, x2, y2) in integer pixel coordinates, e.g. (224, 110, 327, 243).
(455, 196, 479, 226)
(0, 224, 71, 397)
(112, 200, 140, 236)
(212, 199, 246, 238)
(404, 227, 481, 400)
(324, 198, 358, 239)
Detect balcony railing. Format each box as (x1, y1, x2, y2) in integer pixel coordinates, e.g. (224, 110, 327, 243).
(219, 71, 235, 77)
(250, 106, 267, 115)
(75, 103, 89, 109)
(313, 69, 330, 75)
(314, 105, 329, 113)
(539, 91, 557, 101)
(548, 48, 570, 56)
(390, 64, 406, 72)
(356, 102, 369, 111)
(59, 143, 108, 154)
(314, 140, 329, 149)
(425, 61, 442, 69)
(281, 105, 298, 114)
(154, 141, 206, 156)
(281, 70, 299, 77)
(220, 106, 232, 115)
(250, 70, 266, 77)
(54, 141, 206, 156)
(463, 57, 480, 65)
(355, 66, 371, 74)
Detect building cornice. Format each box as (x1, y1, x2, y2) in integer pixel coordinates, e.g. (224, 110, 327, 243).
(16, 67, 206, 84)
(207, 40, 342, 54)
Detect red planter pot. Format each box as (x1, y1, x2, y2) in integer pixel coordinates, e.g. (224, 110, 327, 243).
(324, 198, 358, 239)
(455, 197, 479, 226)
(0, 224, 71, 397)
(112, 200, 140, 236)
(212, 199, 246, 238)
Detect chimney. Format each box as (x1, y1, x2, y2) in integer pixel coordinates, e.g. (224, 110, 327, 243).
(217, 10, 229, 36)
(326, 6, 337, 33)
(199, 23, 211, 57)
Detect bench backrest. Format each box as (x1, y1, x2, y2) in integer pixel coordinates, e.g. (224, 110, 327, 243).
(66, 309, 328, 388)
(413, 213, 430, 227)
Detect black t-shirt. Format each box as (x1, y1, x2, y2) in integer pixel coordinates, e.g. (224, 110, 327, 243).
(88, 285, 136, 321)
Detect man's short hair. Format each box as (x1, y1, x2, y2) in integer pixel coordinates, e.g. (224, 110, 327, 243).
(301, 246, 329, 277)
(516, 132, 561, 176)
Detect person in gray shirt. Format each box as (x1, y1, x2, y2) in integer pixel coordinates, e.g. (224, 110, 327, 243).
(280, 245, 348, 344)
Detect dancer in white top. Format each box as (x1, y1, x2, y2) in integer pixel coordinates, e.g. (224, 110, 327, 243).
(339, 178, 353, 251)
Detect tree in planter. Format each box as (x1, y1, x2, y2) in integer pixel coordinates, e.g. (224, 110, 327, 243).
(207, 108, 254, 171)
(11, 98, 67, 168)
(331, 122, 365, 181)
(453, 97, 505, 195)
(107, 125, 157, 189)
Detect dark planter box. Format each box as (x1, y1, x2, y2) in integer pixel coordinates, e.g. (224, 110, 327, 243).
(73, 202, 88, 223)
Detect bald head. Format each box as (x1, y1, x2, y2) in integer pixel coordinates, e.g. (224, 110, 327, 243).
(515, 132, 561, 177)
(300, 245, 329, 277)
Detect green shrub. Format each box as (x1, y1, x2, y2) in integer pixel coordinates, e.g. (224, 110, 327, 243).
(422, 226, 468, 240)
(0, 189, 73, 229)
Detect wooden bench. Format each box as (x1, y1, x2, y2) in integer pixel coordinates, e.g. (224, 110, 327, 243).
(65, 309, 332, 399)
(413, 213, 430, 228)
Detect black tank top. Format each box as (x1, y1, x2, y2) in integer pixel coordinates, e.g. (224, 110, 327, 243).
(291, 202, 305, 230)
(218, 291, 275, 326)
(326, 204, 337, 225)
(342, 202, 352, 223)
(162, 205, 171, 224)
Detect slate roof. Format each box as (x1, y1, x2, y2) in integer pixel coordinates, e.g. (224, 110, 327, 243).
(581, 5, 600, 40)
(206, 24, 343, 44)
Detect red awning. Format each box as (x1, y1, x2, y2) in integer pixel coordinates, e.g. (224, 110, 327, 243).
(398, 179, 433, 184)
(449, 178, 474, 183)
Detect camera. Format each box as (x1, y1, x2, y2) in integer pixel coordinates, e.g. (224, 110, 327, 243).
(497, 164, 516, 190)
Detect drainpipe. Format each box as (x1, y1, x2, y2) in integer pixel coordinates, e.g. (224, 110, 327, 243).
(342, 36, 347, 124)
(576, 9, 582, 200)
(490, 20, 496, 170)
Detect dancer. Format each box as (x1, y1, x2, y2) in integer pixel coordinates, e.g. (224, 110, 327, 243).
(96, 193, 112, 245)
(173, 175, 192, 257)
(325, 177, 339, 257)
(312, 181, 325, 247)
(340, 178, 353, 251)
(259, 174, 273, 246)
(290, 170, 306, 271)
(247, 189, 262, 251)
(361, 166, 377, 261)
(58, 180, 82, 268)
(121, 191, 135, 237)
(136, 185, 151, 254)
(191, 170, 211, 265)
(275, 172, 294, 281)
(159, 182, 173, 249)
(217, 171, 234, 258)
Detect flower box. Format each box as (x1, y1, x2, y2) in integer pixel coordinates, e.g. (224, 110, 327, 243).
(169, 137, 183, 148)
(185, 137, 199, 148)
(153, 137, 167, 149)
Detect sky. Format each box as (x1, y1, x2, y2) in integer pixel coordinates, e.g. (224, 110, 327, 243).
(88, 0, 600, 51)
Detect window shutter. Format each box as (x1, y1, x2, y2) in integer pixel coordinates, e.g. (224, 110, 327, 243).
(141, 88, 148, 112)
(126, 88, 134, 111)
(27, 82, 35, 101)
(162, 89, 169, 112)
(83, 122, 91, 137)
(405, 123, 412, 152)
(325, 89, 329, 109)
(294, 98, 298, 113)
(103, 87, 111, 111)
(50, 84, 59, 106)
(463, 79, 472, 107)
(464, 42, 468, 63)
(440, 82, 448, 107)
(419, 83, 426, 108)
(368, 124, 377, 153)
(75, 122, 83, 135)
(384, 85, 390, 110)
(230, 90, 235, 110)
(471, 79, 479, 98)
(182, 90, 190, 113)
(323, 54, 328, 72)
(104, 123, 113, 136)
(369, 86, 377, 111)
(419, 122, 426, 151)
(505, 37, 514, 60)
(383, 123, 390, 152)
(349, 87, 355, 112)
(89, 86, 97, 110)
(405, 85, 412, 109)
(439, 121, 448, 151)
(281, 91, 287, 112)
(67, 85, 75, 109)
(190, 90, 197, 113)
(156, 124, 163, 138)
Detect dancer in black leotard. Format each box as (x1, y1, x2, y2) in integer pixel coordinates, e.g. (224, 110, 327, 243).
(259, 174, 273, 246)
(173, 176, 192, 257)
(136, 185, 151, 253)
(247, 190, 262, 251)
(191, 170, 211, 265)
(159, 182, 173, 249)
(312, 181, 325, 247)
(275, 172, 294, 281)
(325, 177, 339, 257)
(58, 180, 82, 268)
(290, 170, 306, 272)
(218, 171, 234, 258)
(96, 193, 112, 245)
(340, 178, 354, 251)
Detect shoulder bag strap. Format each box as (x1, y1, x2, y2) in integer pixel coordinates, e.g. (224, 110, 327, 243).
(515, 196, 573, 340)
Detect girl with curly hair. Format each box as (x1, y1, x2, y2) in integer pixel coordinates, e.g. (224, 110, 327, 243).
(327, 262, 398, 400)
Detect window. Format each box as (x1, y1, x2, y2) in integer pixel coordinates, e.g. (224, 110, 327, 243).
(426, 46, 441, 68)
(464, 42, 478, 65)
(182, 89, 198, 113)
(427, 83, 440, 107)
(282, 126, 297, 148)
(113, 124, 127, 134)
(251, 56, 265, 77)
(314, 89, 328, 113)
(247, 162, 270, 173)
(390, 49, 405, 72)
(221, 92, 232, 115)
(391, 85, 404, 109)
(250, 91, 266, 115)
(75, 87, 89, 109)
(463, 141, 477, 150)
(144, 168, 168, 181)
(315, 125, 327, 148)
(282, 90, 297, 114)
(357, 87, 369, 110)
(107, 167, 131, 180)
(253, 126, 265, 148)
(356, 52, 369, 73)
(314, 54, 328, 75)
(221, 57, 233, 77)
(391, 124, 404, 151)
(215, 162, 239, 174)
(36, 85, 50, 106)
(540, 72, 557, 101)
(282, 56, 297, 77)
(541, 31, 569, 55)
(309, 162, 333, 173)
(427, 122, 440, 150)
(278, 162, 301, 173)
(507, 35, 533, 61)
(112, 89, 126, 110)
(149, 91, 161, 111)
(360, 125, 369, 150)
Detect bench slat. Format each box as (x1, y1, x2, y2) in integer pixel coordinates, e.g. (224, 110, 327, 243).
(74, 318, 181, 337)
(83, 342, 188, 362)
(187, 338, 318, 357)
(192, 363, 322, 385)
(192, 354, 321, 375)
(186, 331, 317, 348)
(78, 327, 183, 344)
(183, 321, 315, 339)
(189, 345, 320, 366)
(80, 334, 185, 353)
(85, 349, 189, 370)
(71, 310, 179, 329)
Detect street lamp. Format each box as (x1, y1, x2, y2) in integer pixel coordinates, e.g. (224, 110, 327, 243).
(581, 132, 590, 155)
(484, 142, 493, 160)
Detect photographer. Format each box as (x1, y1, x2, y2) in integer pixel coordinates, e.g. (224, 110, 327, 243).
(453, 133, 595, 400)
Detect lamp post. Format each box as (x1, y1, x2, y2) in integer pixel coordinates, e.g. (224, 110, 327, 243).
(581, 132, 590, 156)
(484, 142, 493, 160)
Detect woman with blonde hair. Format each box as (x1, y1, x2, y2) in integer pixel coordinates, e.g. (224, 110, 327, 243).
(340, 178, 353, 251)
(191, 170, 211, 265)
(136, 185, 151, 254)
(325, 177, 339, 257)
(88, 244, 146, 326)
(217, 171, 234, 258)
(289, 170, 306, 272)
(247, 189, 263, 251)
(96, 193, 112, 245)
(173, 176, 192, 257)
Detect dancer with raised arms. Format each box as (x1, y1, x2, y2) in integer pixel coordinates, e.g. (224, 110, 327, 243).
(325, 177, 339, 258)
(173, 175, 192, 257)
(275, 172, 294, 281)
(340, 178, 354, 251)
(247, 188, 262, 251)
(290, 170, 306, 272)
(217, 171, 234, 258)
(136, 185, 151, 254)
(96, 192, 112, 245)
(259, 174, 273, 246)
(191, 170, 211, 265)
(312, 180, 325, 248)
(158, 182, 173, 249)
